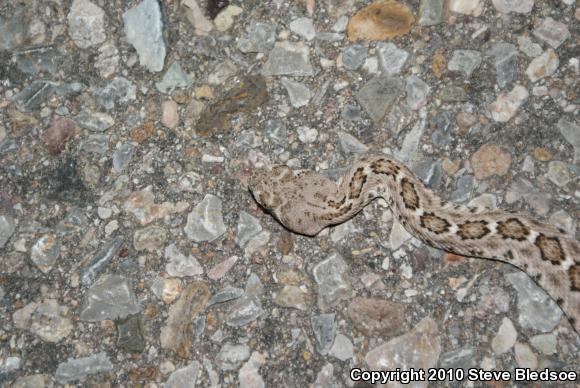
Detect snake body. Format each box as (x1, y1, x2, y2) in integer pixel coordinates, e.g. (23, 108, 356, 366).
(249, 155, 580, 334)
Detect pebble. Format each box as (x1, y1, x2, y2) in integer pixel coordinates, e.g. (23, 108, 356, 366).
(312, 252, 351, 309)
(471, 144, 512, 180)
(165, 243, 203, 277)
(182, 0, 213, 35)
(216, 343, 251, 370)
(419, 0, 445, 26)
(80, 274, 141, 321)
(133, 225, 167, 250)
(341, 44, 367, 70)
(356, 76, 402, 123)
(184, 194, 227, 243)
(75, 110, 115, 132)
(55, 352, 113, 384)
(490, 84, 529, 122)
(238, 352, 265, 388)
(366, 317, 440, 385)
(208, 60, 238, 85)
(236, 211, 262, 248)
(505, 177, 551, 216)
(67, 0, 107, 48)
(530, 333, 557, 355)
(337, 131, 368, 155)
(123, 0, 166, 72)
(347, 297, 407, 336)
(80, 237, 124, 285)
(488, 42, 518, 88)
(439, 347, 478, 370)
(207, 287, 244, 306)
(557, 117, 580, 162)
(112, 142, 136, 172)
(165, 362, 200, 388)
(214, 5, 243, 32)
(533, 17, 570, 49)
(492, 0, 534, 13)
(405, 75, 430, 110)
(311, 313, 336, 355)
(42, 116, 76, 155)
(161, 100, 179, 128)
(329, 333, 354, 361)
(262, 41, 314, 76)
(93, 76, 136, 110)
(96, 42, 119, 78)
(297, 126, 318, 143)
(238, 22, 277, 53)
(207, 256, 238, 280)
(272, 285, 311, 311)
(376, 42, 409, 75)
(517, 35, 543, 58)
(281, 78, 312, 108)
(506, 271, 562, 332)
(546, 161, 570, 187)
(448, 0, 484, 16)
(160, 282, 209, 358)
(156, 62, 192, 93)
(13, 299, 73, 342)
(389, 219, 413, 250)
(347, 0, 414, 41)
(448, 50, 482, 78)
(526, 49, 559, 82)
(514, 343, 538, 368)
(491, 317, 517, 355)
(289, 17, 316, 41)
(151, 277, 182, 304)
(226, 294, 264, 326)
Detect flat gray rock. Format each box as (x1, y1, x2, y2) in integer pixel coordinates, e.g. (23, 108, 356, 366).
(80, 274, 141, 321)
(123, 0, 166, 72)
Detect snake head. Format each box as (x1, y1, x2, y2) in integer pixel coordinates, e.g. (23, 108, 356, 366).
(248, 165, 294, 212)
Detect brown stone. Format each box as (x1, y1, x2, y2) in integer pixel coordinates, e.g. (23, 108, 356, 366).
(347, 0, 414, 42)
(471, 144, 512, 180)
(130, 122, 156, 143)
(432, 51, 446, 79)
(276, 230, 294, 255)
(42, 116, 76, 155)
(347, 297, 407, 336)
(533, 147, 551, 161)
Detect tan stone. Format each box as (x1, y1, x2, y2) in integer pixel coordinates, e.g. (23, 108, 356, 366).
(471, 144, 512, 180)
(347, 0, 414, 42)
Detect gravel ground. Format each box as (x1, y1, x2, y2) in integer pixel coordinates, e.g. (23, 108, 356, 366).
(0, 0, 579, 387)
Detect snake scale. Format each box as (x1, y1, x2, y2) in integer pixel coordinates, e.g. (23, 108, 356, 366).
(249, 155, 580, 334)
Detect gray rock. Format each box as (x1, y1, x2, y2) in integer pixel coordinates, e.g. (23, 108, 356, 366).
(82, 134, 109, 154)
(15, 46, 59, 75)
(0, 15, 27, 50)
(75, 110, 115, 132)
(356, 76, 402, 123)
(395, 114, 427, 165)
(405, 75, 430, 110)
(236, 211, 262, 248)
(264, 119, 288, 145)
(80, 237, 124, 286)
(517, 35, 543, 58)
(549, 209, 575, 235)
(96, 42, 119, 78)
(184, 194, 227, 243)
(492, 0, 534, 13)
(337, 131, 368, 155)
(165, 361, 200, 388)
(530, 333, 557, 355)
(488, 43, 518, 88)
(366, 317, 441, 385)
(165, 243, 203, 277)
(281, 78, 312, 108)
(237, 22, 277, 53)
(80, 274, 141, 321)
(156, 62, 191, 93)
(0, 214, 15, 248)
(491, 317, 517, 355)
(329, 333, 354, 361)
(546, 161, 570, 187)
(12, 299, 72, 342)
(30, 234, 60, 274)
(449, 175, 475, 203)
(377, 42, 409, 75)
(315, 32, 344, 42)
(448, 50, 482, 78)
(67, 0, 107, 48)
(262, 41, 314, 76)
(289, 17, 316, 41)
(312, 252, 351, 309)
(208, 60, 238, 85)
(93, 77, 136, 110)
(506, 271, 562, 332)
(341, 44, 367, 70)
(239, 352, 265, 388)
(533, 17, 570, 49)
(113, 142, 136, 172)
(311, 313, 336, 355)
(13, 80, 57, 112)
(557, 118, 580, 162)
(413, 158, 443, 190)
(123, 0, 166, 72)
(216, 343, 251, 370)
(505, 177, 551, 216)
(439, 347, 478, 370)
(207, 287, 244, 307)
(226, 296, 264, 326)
(341, 104, 362, 121)
(55, 352, 113, 384)
(419, 0, 445, 26)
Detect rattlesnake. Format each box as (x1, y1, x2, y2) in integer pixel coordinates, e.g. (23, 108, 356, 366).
(249, 155, 580, 334)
